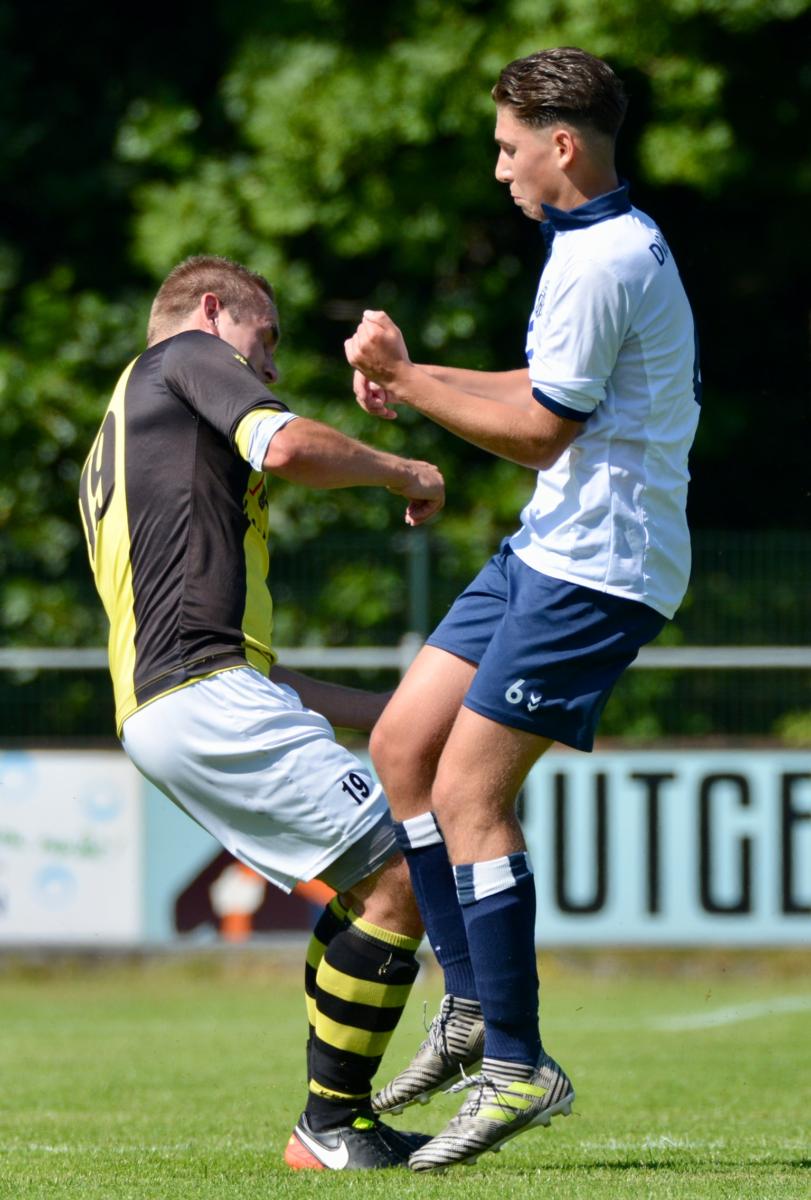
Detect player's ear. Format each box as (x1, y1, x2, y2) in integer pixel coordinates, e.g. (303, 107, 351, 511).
(202, 292, 220, 327)
(552, 127, 576, 167)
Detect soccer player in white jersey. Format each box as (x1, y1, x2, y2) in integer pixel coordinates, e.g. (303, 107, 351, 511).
(344, 47, 701, 1170)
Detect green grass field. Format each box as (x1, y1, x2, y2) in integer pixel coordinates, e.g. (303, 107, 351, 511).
(0, 950, 808, 1199)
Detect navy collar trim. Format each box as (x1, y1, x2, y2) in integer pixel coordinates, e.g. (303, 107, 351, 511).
(541, 181, 631, 231)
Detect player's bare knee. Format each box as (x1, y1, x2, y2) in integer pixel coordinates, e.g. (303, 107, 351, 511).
(431, 772, 495, 851)
(368, 717, 395, 780)
(432, 794, 471, 846)
(369, 711, 418, 775)
(344, 852, 422, 936)
(371, 721, 438, 815)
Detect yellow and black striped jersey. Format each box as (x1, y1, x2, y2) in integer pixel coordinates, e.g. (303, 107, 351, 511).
(79, 330, 290, 733)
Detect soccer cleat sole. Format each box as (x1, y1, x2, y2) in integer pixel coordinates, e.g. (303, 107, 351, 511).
(284, 1134, 325, 1170)
(381, 1065, 478, 1115)
(284, 1112, 430, 1170)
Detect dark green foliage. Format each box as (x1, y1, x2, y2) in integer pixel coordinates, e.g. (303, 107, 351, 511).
(0, 1, 809, 737)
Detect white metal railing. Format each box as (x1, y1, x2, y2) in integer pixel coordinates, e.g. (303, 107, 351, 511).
(1, 640, 811, 674)
(633, 646, 811, 669)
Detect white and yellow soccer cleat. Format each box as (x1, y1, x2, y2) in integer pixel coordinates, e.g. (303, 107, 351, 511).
(408, 1052, 574, 1171)
(372, 994, 485, 1115)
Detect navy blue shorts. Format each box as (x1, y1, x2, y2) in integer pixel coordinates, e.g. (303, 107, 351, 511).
(426, 543, 666, 751)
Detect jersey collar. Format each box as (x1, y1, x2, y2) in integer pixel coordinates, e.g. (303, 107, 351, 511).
(541, 181, 631, 232)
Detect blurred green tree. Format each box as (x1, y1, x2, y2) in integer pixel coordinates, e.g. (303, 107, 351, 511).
(0, 0, 809, 675)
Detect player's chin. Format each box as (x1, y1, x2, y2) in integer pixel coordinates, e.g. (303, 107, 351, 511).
(515, 197, 542, 220)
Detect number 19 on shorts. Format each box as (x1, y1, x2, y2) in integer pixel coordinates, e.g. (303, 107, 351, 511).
(341, 772, 371, 805)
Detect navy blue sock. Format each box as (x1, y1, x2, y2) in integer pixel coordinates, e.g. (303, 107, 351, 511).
(455, 851, 541, 1065)
(394, 814, 478, 1001)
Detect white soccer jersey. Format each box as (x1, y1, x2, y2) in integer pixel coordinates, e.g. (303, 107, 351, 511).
(509, 183, 700, 619)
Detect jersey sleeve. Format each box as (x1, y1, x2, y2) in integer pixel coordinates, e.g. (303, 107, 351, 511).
(234, 408, 300, 470)
(528, 258, 630, 421)
(161, 330, 289, 444)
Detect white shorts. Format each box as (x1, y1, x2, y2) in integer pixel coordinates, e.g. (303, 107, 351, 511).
(121, 666, 396, 893)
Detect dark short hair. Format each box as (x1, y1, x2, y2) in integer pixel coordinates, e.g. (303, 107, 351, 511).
(147, 255, 275, 346)
(492, 47, 628, 140)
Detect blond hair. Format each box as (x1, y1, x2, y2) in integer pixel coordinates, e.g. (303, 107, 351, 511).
(147, 255, 275, 346)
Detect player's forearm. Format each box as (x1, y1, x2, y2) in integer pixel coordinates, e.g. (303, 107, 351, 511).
(388, 364, 564, 469)
(417, 364, 532, 407)
(264, 417, 416, 489)
(270, 665, 390, 732)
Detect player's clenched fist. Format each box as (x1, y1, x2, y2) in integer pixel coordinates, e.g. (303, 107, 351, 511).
(389, 458, 444, 527)
(345, 310, 410, 389)
(352, 370, 398, 420)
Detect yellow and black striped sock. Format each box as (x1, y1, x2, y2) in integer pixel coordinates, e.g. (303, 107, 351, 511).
(306, 915, 421, 1131)
(304, 897, 351, 1076)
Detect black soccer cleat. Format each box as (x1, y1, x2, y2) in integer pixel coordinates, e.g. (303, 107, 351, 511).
(284, 1112, 431, 1170)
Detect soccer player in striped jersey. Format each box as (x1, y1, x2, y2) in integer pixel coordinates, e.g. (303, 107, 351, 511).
(79, 254, 446, 1169)
(346, 48, 700, 1170)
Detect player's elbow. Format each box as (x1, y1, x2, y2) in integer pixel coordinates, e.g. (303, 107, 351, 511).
(262, 442, 295, 475)
(522, 439, 567, 471)
(520, 411, 580, 470)
(262, 422, 307, 475)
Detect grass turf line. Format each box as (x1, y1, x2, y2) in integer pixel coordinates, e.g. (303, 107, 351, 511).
(0, 955, 808, 1199)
